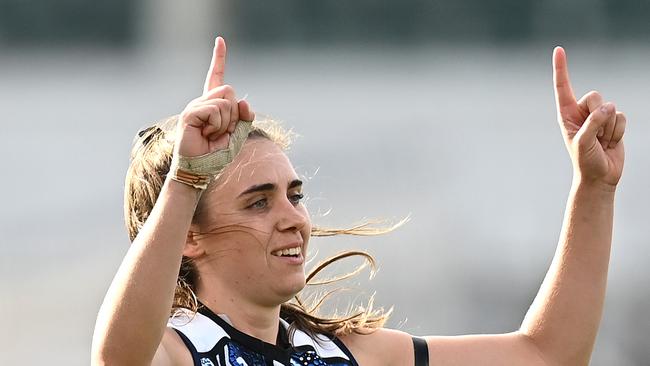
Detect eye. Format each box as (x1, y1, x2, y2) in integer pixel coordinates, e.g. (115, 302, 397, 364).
(249, 198, 268, 209)
(289, 193, 304, 205)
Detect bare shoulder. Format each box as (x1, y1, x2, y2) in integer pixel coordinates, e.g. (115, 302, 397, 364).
(151, 327, 193, 366)
(338, 328, 414, 366)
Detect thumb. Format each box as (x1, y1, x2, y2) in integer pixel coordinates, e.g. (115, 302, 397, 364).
(238, 100, 255, 122)
(575, 102, 615, 144)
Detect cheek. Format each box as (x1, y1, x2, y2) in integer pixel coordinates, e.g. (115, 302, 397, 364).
(201, 225, 270, 261)
(199, 206, 273, 237)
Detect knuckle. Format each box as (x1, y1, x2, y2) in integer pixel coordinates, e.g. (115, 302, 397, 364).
(206, 107, 220, 121)
(180, 109, 193, 122)
(576, 136, 591, 150)
(218, 99, 231, 110)
(221, 84, 234, 94)
(586, 90, 601, 98)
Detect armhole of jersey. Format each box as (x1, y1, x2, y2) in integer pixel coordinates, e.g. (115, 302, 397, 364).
(331, 337, 360, 366)
(412, 336, 429, 366)
(172, 328, 201, 366)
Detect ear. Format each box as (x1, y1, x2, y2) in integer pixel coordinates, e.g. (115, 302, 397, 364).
(183, 223, 206, 258)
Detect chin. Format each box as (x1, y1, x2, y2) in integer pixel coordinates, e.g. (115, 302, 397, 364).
(275, 277, 307, 303)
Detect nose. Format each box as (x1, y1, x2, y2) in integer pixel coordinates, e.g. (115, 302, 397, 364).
(276, 198, 308, 233)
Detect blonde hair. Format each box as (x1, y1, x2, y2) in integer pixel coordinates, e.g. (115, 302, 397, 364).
(124, 115, 403, 337)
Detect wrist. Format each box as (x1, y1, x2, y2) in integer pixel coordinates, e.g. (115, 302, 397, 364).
(163, 177, 203, 204)
(571, 175, 617, 196)
(169, 166, 211, 190)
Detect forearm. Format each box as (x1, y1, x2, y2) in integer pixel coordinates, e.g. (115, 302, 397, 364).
(520, 179, 616, 366)
(92, 179, 200, 365)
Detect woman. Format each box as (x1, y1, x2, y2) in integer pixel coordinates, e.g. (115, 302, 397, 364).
(92, 38, 626, 366)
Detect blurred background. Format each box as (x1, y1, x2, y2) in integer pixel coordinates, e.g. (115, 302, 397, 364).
(1, 1, 648, 365)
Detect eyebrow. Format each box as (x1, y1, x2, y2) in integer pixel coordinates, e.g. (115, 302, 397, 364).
(238, 179, 303, 197)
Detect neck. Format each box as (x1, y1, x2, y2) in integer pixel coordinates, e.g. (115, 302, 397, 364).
(196, 278, 281, 345)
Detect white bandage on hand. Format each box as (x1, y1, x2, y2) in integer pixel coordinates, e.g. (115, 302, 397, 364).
(169, 121, 253, 190)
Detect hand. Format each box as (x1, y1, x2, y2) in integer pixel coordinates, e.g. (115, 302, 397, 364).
(553, 46, 626, 187)
(175, 37, 255, 158)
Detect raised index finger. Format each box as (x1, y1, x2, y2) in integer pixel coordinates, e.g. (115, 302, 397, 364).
(203, 37, 226, 94)
(553, 46, 577, 115)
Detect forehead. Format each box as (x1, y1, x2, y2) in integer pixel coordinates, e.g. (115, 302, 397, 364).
(216, 138, 298, 191)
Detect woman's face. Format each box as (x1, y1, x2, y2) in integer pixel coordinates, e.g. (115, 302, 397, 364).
(191, 137, 311, 306)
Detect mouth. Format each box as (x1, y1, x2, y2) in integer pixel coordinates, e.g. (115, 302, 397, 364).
(271, 246, 302, 258)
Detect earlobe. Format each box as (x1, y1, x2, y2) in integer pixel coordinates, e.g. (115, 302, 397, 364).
(183, 229, 206, 258)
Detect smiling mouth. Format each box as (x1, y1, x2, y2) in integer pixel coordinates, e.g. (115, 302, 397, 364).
(271, 246, 302, 258)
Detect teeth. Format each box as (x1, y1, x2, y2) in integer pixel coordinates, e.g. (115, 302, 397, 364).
(272, 247, 301, 256)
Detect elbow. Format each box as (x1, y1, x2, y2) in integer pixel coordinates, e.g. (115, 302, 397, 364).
(91, 324, 154, 366)
(516, 330, 591, 366)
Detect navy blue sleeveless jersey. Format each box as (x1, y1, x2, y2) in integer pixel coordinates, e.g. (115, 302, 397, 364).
(168, 305, 359, 366)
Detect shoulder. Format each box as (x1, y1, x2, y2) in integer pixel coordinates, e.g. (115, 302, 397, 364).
(338, 328, 414, 366)
(167, 309, 229, 353)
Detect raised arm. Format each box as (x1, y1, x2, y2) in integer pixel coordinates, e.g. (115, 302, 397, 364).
(91, 37, 254, 366)
(518, 46, 625, 365)
(340, 47, 626, 366)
